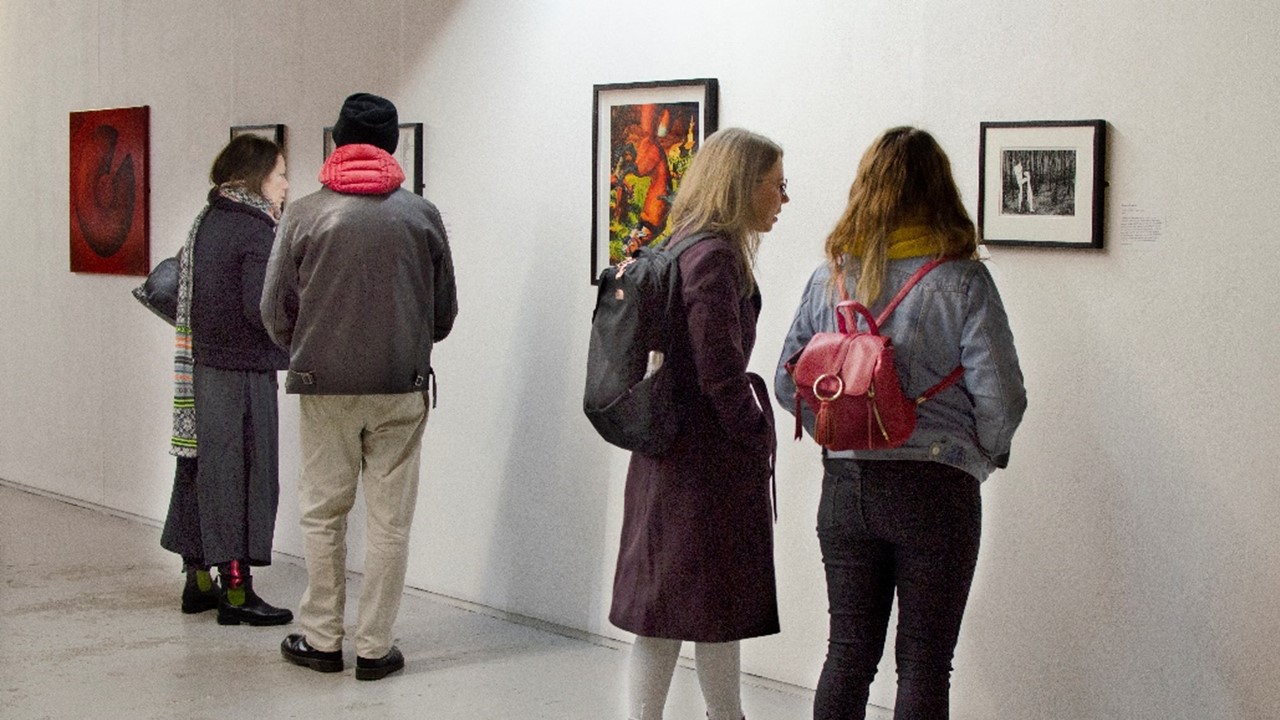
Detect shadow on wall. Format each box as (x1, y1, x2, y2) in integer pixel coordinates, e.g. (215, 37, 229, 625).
(481, 250, 614, 631)
(955, 368, 1263, 718)
(261, 0, 470, 200)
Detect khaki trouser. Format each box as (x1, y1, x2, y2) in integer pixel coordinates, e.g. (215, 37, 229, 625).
(296, 393, 427, 659)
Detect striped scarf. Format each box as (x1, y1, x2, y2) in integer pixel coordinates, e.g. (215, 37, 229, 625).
(170, 185, 276, 457)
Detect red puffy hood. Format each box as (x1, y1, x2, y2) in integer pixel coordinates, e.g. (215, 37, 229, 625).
(319, 144, 406, 194)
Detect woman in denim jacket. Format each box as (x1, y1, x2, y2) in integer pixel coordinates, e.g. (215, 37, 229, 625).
(774, 127, 1026, 719)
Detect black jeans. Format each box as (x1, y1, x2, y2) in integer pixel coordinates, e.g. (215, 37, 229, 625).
(813, 459, 981, 720)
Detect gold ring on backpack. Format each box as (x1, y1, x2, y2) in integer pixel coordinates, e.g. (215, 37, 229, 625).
(813, 374, 844, 402)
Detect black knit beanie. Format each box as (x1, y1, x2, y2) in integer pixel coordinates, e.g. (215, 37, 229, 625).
(332, 93, 399, 154)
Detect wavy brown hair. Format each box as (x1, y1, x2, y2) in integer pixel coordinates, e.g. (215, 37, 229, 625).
(668, 127, 783, 295)
(826, 126, 978, 304)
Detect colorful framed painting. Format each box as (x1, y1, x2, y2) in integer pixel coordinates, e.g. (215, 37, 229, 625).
(978, 120, 1107, 249)
(230, 123, 286, 151)
(69, 105, 150, 275)
(591, 78, 719, 283)
(323, 123, 423, 195)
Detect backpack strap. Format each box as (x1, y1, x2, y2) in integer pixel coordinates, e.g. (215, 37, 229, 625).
(840, 256, 966, 403)
(875, 256, 951, 326)
(661, 230, 716, 260)
(835, 256, 951, 323)
(657, 230, 717, 345)
(918, 365, 964, 405)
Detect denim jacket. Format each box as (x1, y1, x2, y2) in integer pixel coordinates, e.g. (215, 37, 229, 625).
(774, 256, 1026, 482)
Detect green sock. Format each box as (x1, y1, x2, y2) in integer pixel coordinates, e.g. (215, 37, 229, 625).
(195, 570, 214, 593)
(226, 587, 246, 606)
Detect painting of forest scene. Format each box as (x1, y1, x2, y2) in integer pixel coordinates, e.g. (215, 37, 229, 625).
(978, 120, 1106, 249)
(607, 102, 700, 263)
(1001, 149, 1077, 216)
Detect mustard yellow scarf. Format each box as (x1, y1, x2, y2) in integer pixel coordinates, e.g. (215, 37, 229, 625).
(852, 224, 937, 259)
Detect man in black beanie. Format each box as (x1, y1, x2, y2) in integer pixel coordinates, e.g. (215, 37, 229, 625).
(263, 92, 458, 682)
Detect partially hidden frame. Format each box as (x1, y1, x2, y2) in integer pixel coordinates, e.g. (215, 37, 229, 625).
(323, 123, 424, 196)
(230, 123, 287, 152)
(591, 78, 719, 283)
(978, 120, 1107, 249)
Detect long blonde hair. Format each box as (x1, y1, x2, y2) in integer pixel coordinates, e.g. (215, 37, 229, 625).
(668, 127, 783, 295)
(826, 127, 977, 304)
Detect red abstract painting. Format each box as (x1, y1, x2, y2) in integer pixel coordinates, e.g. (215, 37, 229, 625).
(69, 106, 150, 275)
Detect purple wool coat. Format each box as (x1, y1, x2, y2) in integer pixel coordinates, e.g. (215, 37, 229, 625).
(609, 236, 780, 642)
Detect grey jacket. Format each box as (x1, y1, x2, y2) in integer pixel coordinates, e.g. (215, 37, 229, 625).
(261, 187, 457, 395)
(774, 256, 1026, 482)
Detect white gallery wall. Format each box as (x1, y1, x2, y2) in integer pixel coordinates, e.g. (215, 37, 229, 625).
(1, 1, 1277, 717)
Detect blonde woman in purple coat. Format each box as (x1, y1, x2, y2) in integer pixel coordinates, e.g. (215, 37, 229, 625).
(610, 127, 789, 720)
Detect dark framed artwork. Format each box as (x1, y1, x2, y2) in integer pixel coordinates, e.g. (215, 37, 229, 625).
(591, 78, 719, 282)
(978, 120, 1107, 249)
(230, 123, 286, 151)
(396, 123, 424, 195)
(322, 126, 336, 162)
(323, 123, 423, 195)
(69, 105, 150, 275)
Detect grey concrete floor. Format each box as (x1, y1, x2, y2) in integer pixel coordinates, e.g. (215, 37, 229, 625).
(0, 482, 850, 719)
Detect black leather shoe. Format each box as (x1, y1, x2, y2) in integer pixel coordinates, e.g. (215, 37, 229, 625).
(181, 576, 219, 614)
(217, 586, 293, 626)
(281, 634, 343, 673)
(355, 646, 404, 681)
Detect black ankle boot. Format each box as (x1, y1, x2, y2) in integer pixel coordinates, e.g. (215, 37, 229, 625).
(181, 566, 219, 614)
(216, 560, 293, 627)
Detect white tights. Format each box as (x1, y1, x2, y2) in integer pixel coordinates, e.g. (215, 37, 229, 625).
(627, 636, 743, 720)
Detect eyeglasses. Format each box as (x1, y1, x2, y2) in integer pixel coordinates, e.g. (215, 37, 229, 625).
(779, 178, 788, 197)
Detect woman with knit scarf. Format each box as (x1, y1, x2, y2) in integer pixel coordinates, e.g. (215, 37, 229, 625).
(159, 134, 293, 626)
(775, 127, 1027, 719)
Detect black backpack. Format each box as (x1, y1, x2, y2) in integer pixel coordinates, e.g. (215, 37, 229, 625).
(583, 233, 711, 455)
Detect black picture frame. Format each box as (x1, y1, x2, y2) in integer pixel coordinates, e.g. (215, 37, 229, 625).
(322, 126, 336, 163)
(323, 122, 424, 195)
(230, 123, 286, 151)
(397, 123, 424, 196)
(978, 120, 1107, 249)
(591, 78, 719, 283)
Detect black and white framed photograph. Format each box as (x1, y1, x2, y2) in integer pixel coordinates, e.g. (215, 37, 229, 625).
(396, 123, 424, 195)
(230, 124, 286, 151)
(978, 120, 1107, 249)
(591, 78, 719, 283)
(323, 123, 423, 195)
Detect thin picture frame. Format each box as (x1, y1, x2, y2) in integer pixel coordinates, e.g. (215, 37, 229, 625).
(230, 123, 286, 151)
(397, 123, 424, 195)
(323, 123, 424, 195)
(322, 126, 336, 163)
(591, 78, 719, 283)
(978, 120, 1107, 249)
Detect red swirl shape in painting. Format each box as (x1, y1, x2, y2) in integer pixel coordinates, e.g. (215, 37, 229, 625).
(72, 125, 136, 257)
